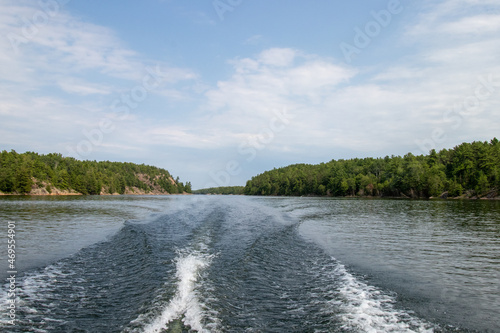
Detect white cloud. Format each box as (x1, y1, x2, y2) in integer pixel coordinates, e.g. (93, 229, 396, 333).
(438, 14, 500, 35)
(258, 48, 297, 67)
(0, 0, 197, 155)
(193, 0, 499, 158)
(244, 34, 264, 46)
(1, 0, 499, 188)
(57, 78, 113, 95)
(406, 0, 500, 40)
(140, 11, 499, 159)
(0, 1, 196, 89)
(200, 49, 356, 142)
(92, 48, 357, 156)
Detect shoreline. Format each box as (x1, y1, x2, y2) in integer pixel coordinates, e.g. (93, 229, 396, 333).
(184, 193, 500, 200)
(1, 191, 497, 200)
(0, 192, 191, 196)
(0, 184, 192, 197)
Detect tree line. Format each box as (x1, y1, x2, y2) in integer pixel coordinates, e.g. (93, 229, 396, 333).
(0, 150, 191, 195)
(244, 138, 500, 198)
(193, 186, 245, 195)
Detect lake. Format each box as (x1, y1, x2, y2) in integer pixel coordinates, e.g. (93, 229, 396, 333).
(0, 195, 499, 332)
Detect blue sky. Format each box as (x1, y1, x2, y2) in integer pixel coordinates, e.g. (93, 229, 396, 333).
(1, 0, 499, 189)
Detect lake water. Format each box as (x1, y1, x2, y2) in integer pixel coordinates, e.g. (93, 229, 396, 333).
(0, 195, 499, 332)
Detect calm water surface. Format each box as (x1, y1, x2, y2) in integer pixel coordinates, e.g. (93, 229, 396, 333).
(0, 195, 498, 332)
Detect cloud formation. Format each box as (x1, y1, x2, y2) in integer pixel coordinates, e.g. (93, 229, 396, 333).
(0, 0, 499, 188)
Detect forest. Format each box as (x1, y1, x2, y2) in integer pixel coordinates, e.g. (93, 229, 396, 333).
(193, 186, 245, 195)
(244, 138, 500, 198)
(0, 150, 191, 195)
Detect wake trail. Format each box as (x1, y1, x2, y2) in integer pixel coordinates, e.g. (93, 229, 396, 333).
(329, 262, 436, 333)
(137, 204, 223, 333)
(142, 247, 216, 333)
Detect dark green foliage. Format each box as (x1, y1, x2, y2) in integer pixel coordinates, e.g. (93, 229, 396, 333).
(245, 138, 500, 198)
(0, 150, 191, 195)
(15, 166, 33, 194)
(193, 186, 245, 195)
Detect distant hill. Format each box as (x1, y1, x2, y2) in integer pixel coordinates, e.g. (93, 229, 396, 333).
(193, 186, 245, 195)
(244, 138, 500, 199)
(0, 150, 191, 195)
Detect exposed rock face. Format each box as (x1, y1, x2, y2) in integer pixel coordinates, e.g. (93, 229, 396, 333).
(14, 174, 186, 196)
(1, 176, 177, 196)
(29, 187, 81, 196)
(134, 173, 174, 194)
(27, 180, 82, 195)
(484, 190, 498, 199)
(122, 186, 189, 195)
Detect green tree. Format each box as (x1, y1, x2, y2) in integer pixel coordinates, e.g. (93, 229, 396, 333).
(476, 172, 489, 195)
(244, 138, 499, 198)
(16, 167, 33, 193)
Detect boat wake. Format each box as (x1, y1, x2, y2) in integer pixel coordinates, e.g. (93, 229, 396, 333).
(144, 251, 215, 332)
(331, 263, 435, 332)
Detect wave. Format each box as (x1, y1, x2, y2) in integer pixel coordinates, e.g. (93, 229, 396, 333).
(0, 220, 176, 332)
(130, 210, 221, 333)
(0, 262, 79, 332)
(330, 263, 436, 333)
(0, 197, 463, 332)
(141, 247, 216, 333)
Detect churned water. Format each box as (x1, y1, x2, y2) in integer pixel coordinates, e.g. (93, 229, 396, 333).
(0, 195, 499, 332)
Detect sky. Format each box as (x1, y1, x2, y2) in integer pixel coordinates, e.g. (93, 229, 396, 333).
(1, 0, 499, 189)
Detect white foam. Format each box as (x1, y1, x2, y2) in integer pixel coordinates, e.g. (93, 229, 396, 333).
(332, 263, 435, 333)
(143, 247, 216, 333)
(0, 263, 74, 330)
